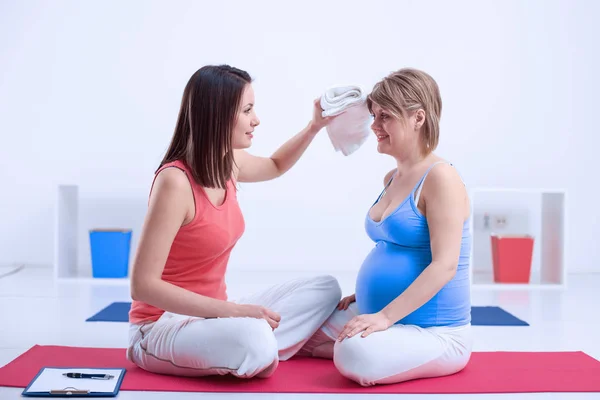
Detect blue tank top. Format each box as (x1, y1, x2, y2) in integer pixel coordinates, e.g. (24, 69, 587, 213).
(355, 161, 471, 328)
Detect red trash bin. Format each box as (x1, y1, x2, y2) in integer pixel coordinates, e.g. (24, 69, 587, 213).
(490, 234, 534, 283)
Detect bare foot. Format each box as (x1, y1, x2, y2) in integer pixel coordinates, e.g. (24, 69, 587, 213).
(311, 342, 334, 359)
(256, 359, 279, 378)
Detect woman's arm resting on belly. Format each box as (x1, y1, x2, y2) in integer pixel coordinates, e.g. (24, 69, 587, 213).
(339, 164, 467, 340)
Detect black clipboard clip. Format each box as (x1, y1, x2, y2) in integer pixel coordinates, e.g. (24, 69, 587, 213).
(49, 386, 90, 395)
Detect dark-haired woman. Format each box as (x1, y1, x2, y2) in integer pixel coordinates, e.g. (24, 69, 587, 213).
(126, 65, 342, 379)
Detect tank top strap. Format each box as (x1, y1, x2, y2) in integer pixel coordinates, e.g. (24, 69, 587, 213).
(155, 159, 189, 174)
(374, 168, 398, 204)
(412, 161, 451, 206)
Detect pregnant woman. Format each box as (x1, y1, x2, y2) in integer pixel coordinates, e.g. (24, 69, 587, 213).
(299, 67, 473, 386)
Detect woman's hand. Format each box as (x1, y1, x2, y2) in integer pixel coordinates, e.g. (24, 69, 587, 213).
(338, 312, 392, 341)
(235, 304, 281, 330)
(309, 97, 333, 133)
(232, 97, 334, 184)
(338, 293, 356, 310)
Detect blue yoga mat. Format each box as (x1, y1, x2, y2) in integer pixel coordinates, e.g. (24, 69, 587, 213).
(86, 302, 131, 322)
(86, 302, 529, 326)
(470, 306, 529, 326)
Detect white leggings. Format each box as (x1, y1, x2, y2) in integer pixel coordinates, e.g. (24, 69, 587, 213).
(300, 303, 473, 386)
(126, 275, 342, 378)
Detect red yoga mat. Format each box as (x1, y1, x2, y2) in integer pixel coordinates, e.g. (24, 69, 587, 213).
(1, 345, 600, 394)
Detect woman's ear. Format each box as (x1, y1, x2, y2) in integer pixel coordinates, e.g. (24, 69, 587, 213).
(414, 109, 426, 130)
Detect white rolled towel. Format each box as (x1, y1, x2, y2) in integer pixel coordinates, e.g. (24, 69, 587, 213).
(320, 85, 372, 156)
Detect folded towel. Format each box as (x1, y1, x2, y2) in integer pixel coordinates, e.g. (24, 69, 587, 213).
(320, 85, 372, 156)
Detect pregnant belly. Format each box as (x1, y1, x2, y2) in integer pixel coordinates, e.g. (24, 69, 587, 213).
(355, 241, 431, 316)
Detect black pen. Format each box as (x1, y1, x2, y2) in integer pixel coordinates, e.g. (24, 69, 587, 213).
(63, 372, 114, 380)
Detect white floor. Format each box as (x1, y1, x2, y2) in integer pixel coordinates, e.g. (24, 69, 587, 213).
(1, 265, 599, 399)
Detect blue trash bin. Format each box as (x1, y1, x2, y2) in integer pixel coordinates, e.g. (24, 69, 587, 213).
(89, 229, 132, 278)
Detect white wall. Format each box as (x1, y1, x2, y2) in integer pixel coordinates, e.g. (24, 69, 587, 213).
(1, 0, 598, 276)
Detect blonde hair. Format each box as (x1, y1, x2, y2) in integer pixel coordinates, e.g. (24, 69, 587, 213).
(367, 68, 442, 154)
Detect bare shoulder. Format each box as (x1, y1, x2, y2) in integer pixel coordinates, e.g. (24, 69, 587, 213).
(426, 163, 465, 190)
(149, 167, 195, 223)
(153, 167, 192, 197)
(422, 162, 469, 215)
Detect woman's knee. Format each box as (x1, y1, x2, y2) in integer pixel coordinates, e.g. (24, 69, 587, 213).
(309, 274, 342, 311)
(333, 335, 382, 386)
(128, 317, 278, 378)
(173, 318, 278, 378)
(234, 319, 279, 377)
(332, 329, 474, 387)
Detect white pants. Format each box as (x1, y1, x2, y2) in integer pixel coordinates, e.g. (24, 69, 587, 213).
(300, 303, 473, 386)
(126, 275, 342, 378)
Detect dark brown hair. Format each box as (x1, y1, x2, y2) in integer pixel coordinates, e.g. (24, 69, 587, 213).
(159, 65, 252, 188)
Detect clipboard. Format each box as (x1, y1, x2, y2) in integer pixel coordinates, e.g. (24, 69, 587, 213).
(21, 367, 126, 397)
